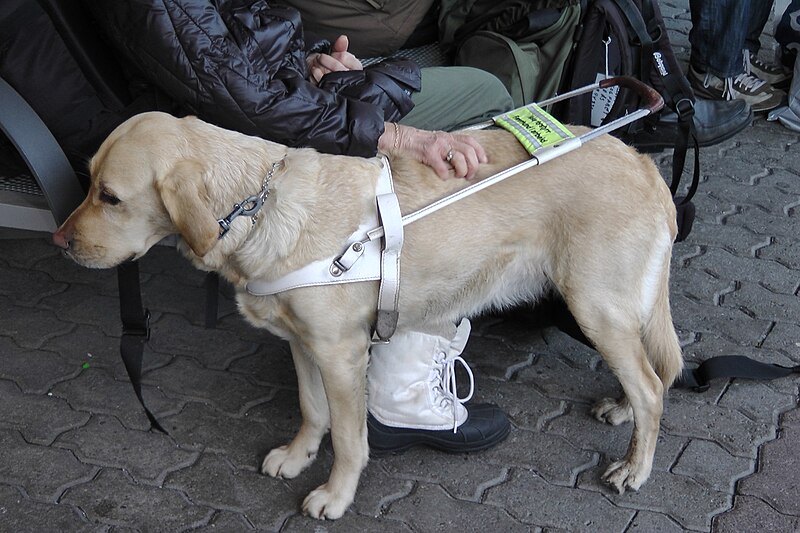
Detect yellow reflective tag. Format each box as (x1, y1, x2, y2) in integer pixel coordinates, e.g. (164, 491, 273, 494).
(494, 104, 574, 155)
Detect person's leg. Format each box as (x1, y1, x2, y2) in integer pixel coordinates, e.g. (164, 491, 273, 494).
(367, 319, 511, 453)
(400, 66, 513, 131)
(744, 0, 775, 55)
(689, 0, 749, 78)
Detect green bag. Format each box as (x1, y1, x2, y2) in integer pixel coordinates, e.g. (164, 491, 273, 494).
(442, 0, 582, 107)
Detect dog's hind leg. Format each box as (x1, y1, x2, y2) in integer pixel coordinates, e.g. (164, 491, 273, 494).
(569, 300, 665, 494)
(262, 340, 330, 479)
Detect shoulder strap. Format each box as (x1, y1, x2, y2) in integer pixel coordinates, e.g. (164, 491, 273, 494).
(118, 261, 167, 434)
(675, 356, 800, 391)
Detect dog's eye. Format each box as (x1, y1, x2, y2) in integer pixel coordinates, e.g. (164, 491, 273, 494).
(99, 190, 121, 206)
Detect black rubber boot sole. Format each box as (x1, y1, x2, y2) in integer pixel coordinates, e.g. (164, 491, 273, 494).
(368, 403, 511, 456)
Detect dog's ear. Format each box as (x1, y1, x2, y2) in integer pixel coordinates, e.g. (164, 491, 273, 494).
(157, 160, 219, 257)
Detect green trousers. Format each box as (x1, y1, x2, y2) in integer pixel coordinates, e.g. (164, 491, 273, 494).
(400, 66, 513, 131)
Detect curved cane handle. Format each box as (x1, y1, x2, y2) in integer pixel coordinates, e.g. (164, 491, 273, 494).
(599, 76, 664, 114)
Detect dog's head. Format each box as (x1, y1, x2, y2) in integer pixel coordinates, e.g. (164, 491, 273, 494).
(53, 112, 221, 268)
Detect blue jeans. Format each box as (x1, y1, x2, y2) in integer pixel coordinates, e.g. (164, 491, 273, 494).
(689, 0, 775, 78)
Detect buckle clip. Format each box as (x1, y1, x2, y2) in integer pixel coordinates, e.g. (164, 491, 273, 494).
(122, 309, 151, 340)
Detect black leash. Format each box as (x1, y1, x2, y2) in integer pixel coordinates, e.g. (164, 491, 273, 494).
(117, 261, 167, 434)
(674, 356, 800, 391)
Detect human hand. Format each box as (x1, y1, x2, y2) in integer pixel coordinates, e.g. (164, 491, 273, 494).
(307, 35, 363, 85)
(379, 122, 488, 180)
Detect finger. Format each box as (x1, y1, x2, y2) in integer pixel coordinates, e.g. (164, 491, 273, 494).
(460, 135, 488, 164)
(449, 151, 469, 179)
(459, 146, 481, 179)
(332, 35, 349, 54)
(316, 54, 349, 73)
(430, 158, 451, 180)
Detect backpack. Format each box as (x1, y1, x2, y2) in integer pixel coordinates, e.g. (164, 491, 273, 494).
(554, 0, 699, 242)
(438, 0, 583, 107)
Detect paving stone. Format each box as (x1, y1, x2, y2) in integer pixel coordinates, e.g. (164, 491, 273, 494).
(576, 467, 729, 531)
(703, 178, 800, 218)
(718, 380, 797, 423)
(0, 338, 79, 394)
(161, 402, 284, 470)
(683, 247, 798, 294)
(713, 495, 800, 533)
(352, 463, 415, 516)
(243, 388, 303, 433)
(731, 207, 800, 241)
(676, 222, 765, 258)
(670, 266, 740, 306)
(42, 323, 172, 380)
(660, 397, 774, 458)
(387, 482, 531, 532)
(57, 415, 197, 483)
(376, 448, 509, 502)
(722, 281, 800, 324)
(669, 293, 774, 346)
(147, 314, 259, 370)
(546, 407, 688, 472)
(679, 329, 798, 372)
(0, 236, 62, 268)
(0, 263, 68, 306)
(38, 284, 122, 336)
(32, 251, 119, 294)
(283, 512, 414, 532)
(228, 344, 298, 389)
(757, 234, 800, 270)
(479, 427, 597, 486)
(474, 310, 551, 352)
(0, 485, 96, 533)
(140, 274, 228, 327)
(0, 296, 75, 350)
(61, 468, 213, 531)
(737, 425, 800, 516)
(479, 379, 566, 431)
(626, 511, 685, 533)
(485, 469, 634, 531)
(145, 356, 272, 414)
(0, 429, 96, 501)
(515, 354, 620, 405)
(189, 511, 255, 532)
(760, 321, 800, 363)
(671, 439, 754, 493)
(782, 407, 800, 427)
(0, 380, 89, 446)
(163, 452, 297, 531)
(50, 367, 181, 431)
(461, 334, 537, 382)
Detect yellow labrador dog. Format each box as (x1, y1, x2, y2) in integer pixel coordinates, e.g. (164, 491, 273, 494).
(54, 111, 683, 519)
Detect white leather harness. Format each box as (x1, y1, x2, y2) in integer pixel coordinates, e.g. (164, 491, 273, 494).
(245, 155, 404, 341)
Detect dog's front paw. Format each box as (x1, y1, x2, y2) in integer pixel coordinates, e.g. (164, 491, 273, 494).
(591, 397, 633, 425)
(303, 483, 352, 520)
(601, 459, 649, 494)
(261, 444, 316, 479)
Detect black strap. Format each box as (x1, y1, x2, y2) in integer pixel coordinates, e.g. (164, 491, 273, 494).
(117, 261, 167, 434)
(675, 356, 800, 392)
(204, 272, 220, 328)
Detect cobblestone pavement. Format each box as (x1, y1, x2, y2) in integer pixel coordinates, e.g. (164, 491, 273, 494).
(1, 2, 799, 532)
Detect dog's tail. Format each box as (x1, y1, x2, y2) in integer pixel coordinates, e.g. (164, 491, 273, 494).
(641, 253, 684, 390)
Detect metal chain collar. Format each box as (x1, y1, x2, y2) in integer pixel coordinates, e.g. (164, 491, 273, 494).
(217, 158, 285, 239)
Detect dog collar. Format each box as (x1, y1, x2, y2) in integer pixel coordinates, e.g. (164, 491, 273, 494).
(217, 158, 285, 238)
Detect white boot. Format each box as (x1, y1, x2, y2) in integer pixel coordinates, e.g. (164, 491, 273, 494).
(368, 319, 474, 431)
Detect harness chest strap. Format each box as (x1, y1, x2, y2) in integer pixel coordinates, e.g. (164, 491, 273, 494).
(246, 156, 404, 340)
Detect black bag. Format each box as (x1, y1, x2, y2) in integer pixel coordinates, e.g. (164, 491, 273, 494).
(554, 0, 699, 242)
(438, 0, 582, 106)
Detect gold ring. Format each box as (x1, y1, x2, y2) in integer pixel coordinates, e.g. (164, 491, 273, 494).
(445, 149, 454, 162)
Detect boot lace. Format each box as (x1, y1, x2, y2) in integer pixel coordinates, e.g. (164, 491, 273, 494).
(430, 351, 475, 432)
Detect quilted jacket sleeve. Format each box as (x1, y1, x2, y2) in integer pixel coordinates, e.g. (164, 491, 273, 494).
(87, 0, 421, 157)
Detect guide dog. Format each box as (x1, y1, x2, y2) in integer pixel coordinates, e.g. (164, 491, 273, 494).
(53, 112, 683, 519)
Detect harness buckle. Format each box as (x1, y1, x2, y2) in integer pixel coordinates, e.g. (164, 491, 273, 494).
(331, 241, 365, 276)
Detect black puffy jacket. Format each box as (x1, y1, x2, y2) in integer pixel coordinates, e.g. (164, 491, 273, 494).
(87, 0, 421, 157)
